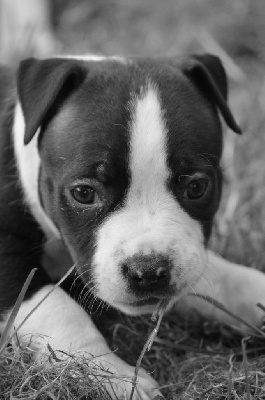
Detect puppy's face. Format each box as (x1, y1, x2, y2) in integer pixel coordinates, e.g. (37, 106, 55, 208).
(18, 56, 240, 315)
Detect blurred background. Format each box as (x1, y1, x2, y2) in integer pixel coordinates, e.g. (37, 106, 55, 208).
(1, 0, 265, 266)
(1, 0, 265, 65)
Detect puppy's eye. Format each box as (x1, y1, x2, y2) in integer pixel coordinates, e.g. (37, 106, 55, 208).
(71, 185, 98, 204)
(184, 177, 209, 200)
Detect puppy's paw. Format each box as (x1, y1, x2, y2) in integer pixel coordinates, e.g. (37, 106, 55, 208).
(187, 252, 265, 334)
(226, 268, 265, 332)
(96, 354, 161, 399)
(23, 340, 160, 399)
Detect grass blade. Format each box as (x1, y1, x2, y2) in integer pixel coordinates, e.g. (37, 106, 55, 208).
(0, 268, 36, 355)
(188, 293, 265, 338)
(9, 264, 76, 342)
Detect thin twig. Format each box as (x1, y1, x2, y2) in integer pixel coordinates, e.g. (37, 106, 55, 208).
(228, 353, 234, 400)
(129, 299, 168, 400)
(242, 337, 252, 400)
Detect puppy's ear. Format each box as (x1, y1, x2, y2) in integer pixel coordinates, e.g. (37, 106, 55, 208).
(17, 58, 86, 145)
(182, 54, 241, 134)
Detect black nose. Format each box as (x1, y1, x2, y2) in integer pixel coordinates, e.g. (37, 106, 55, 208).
(122, 254, 172, 294)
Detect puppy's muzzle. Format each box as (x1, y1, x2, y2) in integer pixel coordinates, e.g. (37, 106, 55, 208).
(121, 254, 172, 295)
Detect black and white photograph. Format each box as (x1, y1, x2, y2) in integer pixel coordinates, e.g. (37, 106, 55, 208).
(1, 1, 265, 399)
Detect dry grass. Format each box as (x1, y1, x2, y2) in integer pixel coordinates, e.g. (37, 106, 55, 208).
(0, 343, 110, 399)
(2, 0, 265, 399)
(2, 310, 265, 399)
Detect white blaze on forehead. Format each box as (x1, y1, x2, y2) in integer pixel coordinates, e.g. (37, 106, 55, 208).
(128, 83, 169, 205)
(58, 54, 127, 63)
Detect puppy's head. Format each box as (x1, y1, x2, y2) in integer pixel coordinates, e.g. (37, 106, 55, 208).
(17, 54, 241, 315)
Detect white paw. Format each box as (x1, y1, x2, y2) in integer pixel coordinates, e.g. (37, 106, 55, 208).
(96, 354, 161, 399)
(230, 269, 265, 332)
(26, 342, 161, 399)
(195, 252, 265, 333)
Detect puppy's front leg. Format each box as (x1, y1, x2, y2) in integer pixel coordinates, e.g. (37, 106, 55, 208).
(5, 285, 160, 400)
(180, 250, 265, 331)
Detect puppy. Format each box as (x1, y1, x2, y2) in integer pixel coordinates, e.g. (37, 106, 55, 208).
(1, 54, 265, 399)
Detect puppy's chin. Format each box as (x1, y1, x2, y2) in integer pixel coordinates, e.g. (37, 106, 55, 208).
(116, 303, 157, 316)
(112, 297, 177, 316)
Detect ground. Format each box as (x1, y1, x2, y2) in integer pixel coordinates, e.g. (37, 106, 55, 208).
(1, 1, 265, 399)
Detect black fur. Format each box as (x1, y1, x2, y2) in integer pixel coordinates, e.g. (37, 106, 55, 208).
(0, 67, 50, 316)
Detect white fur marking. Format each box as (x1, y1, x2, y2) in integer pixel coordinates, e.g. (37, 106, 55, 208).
(13, 103, 60, 239)
(128, 84, 170, 208)
(0, 286, 106, 354)
(55, 54, 127, 63)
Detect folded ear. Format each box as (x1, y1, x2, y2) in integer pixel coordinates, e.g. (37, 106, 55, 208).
(17, 58, 87, 145)
(181, 54, 241, 134)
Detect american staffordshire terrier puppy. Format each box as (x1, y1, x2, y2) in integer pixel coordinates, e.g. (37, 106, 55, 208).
(1, 54, 265, 399)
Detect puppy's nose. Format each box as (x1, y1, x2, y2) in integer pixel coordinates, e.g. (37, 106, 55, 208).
(122, 254, 172, 294)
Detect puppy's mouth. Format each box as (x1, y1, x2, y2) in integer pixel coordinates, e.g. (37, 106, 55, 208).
(114, 295, 178, 315)
(126, 296, 167, 307)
